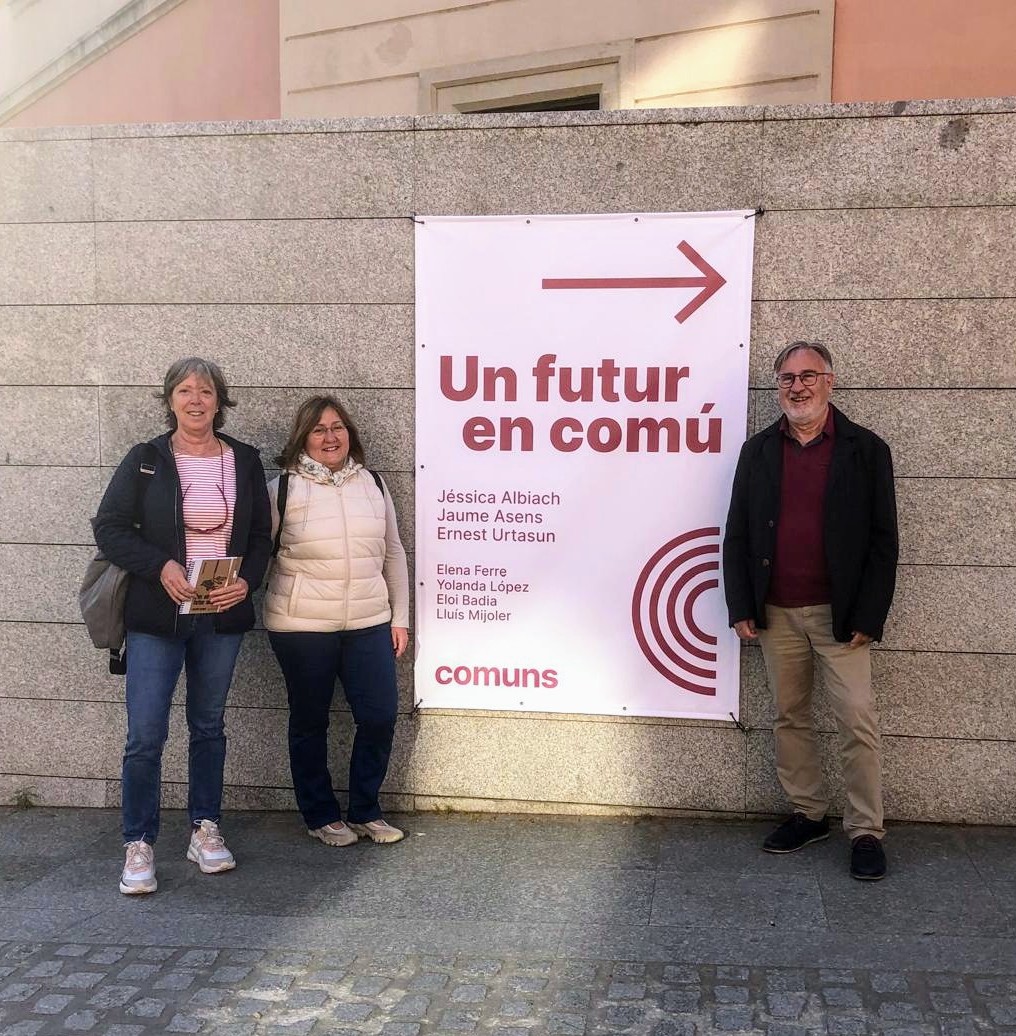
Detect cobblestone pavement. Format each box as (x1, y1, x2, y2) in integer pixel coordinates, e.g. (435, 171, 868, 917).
(3, 809, 1016, 1035)
(2, 941, 1016, 1036)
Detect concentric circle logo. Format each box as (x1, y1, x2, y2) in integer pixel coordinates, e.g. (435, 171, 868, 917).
(631, 527, 720, 695)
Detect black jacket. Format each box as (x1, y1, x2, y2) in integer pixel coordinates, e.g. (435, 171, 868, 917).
(94, 431, 273, 638)
(722, 405, 898, 642)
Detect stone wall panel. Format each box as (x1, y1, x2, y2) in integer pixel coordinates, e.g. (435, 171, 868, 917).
(94, 219, 413, 304)
(0, 774, 111, 808)
(0, 306, 99, 386)
(0, 224, 95, 305)
(396, 714, 745, 812)
(0, 545, 93, 623)
(753, 389, 1016, 478)
(414, 122, 762, 215)
(763, 114, 1016, 209)
(747, 730, 1016, 825)
(0, 467, 100, 544)
(94, 132, 414, 220)
(0, 622, 416, 719)
(750, 299, 1016, 388)
(896, 478, 1016, 566)
(755, 208, 1016, 301)
(0, 387, 91, 467)
(0, 699, 122, 778)
(884, 565, 1016, 654)
(0, 139, 93, 223)
(742, 646, 1016, 742)
(95, 303, 414, 388)
(0, 624, 119, 702)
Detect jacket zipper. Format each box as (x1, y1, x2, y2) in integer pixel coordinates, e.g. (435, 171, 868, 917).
(340, 479, 352, 628)
(215, 441, 243, 634)
(167, 439, 184, 638)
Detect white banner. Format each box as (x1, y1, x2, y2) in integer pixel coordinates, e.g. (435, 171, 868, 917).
(414, 212, 755, 719)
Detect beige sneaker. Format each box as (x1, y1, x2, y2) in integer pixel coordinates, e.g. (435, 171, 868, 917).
(120, 840, 157, 895)
(346, 818, 405, 844)
(186, 819, 236, 873)
(308, 822, 358, 847)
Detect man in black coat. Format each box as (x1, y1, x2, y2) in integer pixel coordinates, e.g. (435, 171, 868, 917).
(723, 341, 898, 880)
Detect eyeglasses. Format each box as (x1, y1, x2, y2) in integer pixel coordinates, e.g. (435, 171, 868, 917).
(182, 482, 230, 533)
(309, 422, 346, 438)
(174, 440, 230, 533)
(775, 370, 832, 388)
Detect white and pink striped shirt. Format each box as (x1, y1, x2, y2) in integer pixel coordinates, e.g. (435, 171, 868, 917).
(174, 446, 236, 564)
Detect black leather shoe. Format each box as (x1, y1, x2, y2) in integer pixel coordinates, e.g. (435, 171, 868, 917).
(850, 835, 887, 881)
(762, 812, 830, 853)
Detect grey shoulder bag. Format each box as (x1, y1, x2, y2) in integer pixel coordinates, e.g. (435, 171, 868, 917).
(79, 443, 157, 674)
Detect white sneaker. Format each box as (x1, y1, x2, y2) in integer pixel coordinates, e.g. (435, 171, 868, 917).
(120, 840, 157, 895)
(308, 822, 358, 847)
(346, 818, 405, 844)
(186, 819, 236, 873)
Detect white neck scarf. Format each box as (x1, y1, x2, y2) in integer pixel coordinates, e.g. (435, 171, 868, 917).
(295, 451, 360, 487)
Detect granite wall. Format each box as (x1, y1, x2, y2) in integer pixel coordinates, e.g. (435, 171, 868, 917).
(2, 98, 1015, 823)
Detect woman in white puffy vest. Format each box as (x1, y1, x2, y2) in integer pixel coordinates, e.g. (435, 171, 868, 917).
(265, 395, 410, 847)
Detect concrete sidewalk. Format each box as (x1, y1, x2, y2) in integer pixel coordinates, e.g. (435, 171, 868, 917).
(1, 808, 1015, 1034)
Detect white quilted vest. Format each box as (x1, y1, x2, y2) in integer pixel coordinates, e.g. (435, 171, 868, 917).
(263, 469, 392, 632)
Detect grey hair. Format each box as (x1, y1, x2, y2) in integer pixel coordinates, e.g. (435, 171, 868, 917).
(156, 357, 236, 431)
(772, 340, 834, 375)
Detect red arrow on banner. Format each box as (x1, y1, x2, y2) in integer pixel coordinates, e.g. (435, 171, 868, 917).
(542, 240, 727, 323)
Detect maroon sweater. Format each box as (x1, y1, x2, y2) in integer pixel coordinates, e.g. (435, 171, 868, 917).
(767, 407, 834, 608)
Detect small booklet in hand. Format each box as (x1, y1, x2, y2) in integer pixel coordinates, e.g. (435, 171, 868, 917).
(180, 556, 243, 614)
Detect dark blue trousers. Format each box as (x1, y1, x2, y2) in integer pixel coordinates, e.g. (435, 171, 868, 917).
(268, 623, 398, 829)
(123, 618, 242, 843)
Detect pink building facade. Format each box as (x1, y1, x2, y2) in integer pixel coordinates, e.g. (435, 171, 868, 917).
(2, 0, 1016, 129)
(2, 0, 280, 129)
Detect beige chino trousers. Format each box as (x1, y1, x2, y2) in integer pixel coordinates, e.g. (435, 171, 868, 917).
(757, 604, 885, 840)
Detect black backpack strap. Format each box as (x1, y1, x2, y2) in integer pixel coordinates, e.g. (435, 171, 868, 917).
(110, 444, 156, 674)
(270, 470, 380, 559)
(272, 472, 290, 558)
(132, 442, 157, 527)
(368, 471, 389, 539)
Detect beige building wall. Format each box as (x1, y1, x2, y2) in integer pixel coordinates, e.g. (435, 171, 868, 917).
(2, 97, 1016, 823)
(281, 0, 835, 117)
(0, 0, 140, 101)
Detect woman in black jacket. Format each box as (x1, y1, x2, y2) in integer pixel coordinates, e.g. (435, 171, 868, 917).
(94, 357, 271, 895)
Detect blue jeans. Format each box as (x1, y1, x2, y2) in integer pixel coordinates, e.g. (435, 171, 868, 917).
(268, 623, 398, 829)
(122, 618, 243, 843)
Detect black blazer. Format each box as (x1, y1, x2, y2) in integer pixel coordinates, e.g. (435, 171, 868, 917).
(722, 405, 898, 642)
(93, 431, 272, 638)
